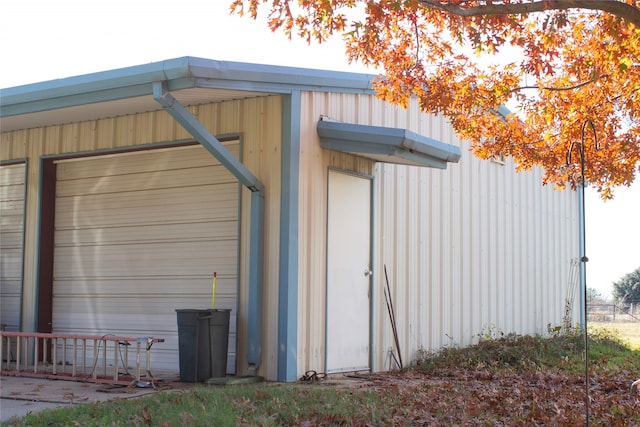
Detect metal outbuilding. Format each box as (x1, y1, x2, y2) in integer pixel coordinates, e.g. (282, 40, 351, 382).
(0, 57, 578, 382)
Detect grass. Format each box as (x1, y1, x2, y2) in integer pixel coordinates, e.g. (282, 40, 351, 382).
(416, 323, 640, 375)
(415, 331, 583, 373)
(3, 323, 639, 426)
(3, 383, 397, 426)
(590, 321, 640, 350)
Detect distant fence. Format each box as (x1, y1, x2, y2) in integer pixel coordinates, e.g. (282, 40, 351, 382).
(587, 304, 640, 322)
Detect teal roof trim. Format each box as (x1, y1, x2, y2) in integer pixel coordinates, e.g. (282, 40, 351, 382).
(2, 57, 191, 103)
(1, 57, 375, 119)
(317, 119, 461, 169)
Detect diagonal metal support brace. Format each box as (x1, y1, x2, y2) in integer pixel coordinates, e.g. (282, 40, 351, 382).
(153, 81, 264, 372)
(152, 81, 264, 192)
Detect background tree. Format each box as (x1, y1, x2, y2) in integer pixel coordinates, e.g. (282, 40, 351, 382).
(231, 0, 640, 198)
(587, 287, 604, 304)
(612, 266, 640, 309)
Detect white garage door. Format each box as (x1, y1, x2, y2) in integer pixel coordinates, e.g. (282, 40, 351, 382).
(52, 143, 240, 373)
(0, 163, 26, 333)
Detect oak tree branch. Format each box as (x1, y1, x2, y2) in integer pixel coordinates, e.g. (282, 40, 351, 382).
(419, 0, 640, 28)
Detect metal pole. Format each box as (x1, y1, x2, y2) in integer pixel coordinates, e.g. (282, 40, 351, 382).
(567, 119, 599, 427)
(579, 175, 590, 427)
(578, 185, 586, 328)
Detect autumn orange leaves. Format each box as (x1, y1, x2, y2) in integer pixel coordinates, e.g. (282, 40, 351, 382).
(231, 1, 640, 198)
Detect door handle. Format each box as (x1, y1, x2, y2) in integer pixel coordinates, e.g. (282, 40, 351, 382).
(364, 268, 373, 277)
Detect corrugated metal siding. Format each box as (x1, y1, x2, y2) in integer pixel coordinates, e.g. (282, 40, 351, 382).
(297, 92, 376, 375)
(0, 162, 26, 332)
(374, 118, 579, 370)
(1, 87, 579, 379)
(0, 95, 283, 379)
(297, 92, 578, 375)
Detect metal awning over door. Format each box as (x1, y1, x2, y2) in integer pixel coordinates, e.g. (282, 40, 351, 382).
(317, 119, 461, 169)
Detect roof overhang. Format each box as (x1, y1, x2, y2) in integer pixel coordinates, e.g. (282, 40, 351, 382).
(0, 57, 376, 132)
(317, 119, 461, 169)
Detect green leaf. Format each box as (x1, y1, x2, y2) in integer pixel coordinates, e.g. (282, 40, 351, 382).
(619, 57, 632, 73)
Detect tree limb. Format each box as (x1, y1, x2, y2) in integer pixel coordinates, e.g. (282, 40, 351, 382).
(419, 0, 640, 28)
(514, 74, 609, 92)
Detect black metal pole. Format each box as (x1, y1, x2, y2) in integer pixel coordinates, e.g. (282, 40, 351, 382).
(567, 120, 599, 427)
(580, 168, 590, 427)
(383, 265, 403, 370)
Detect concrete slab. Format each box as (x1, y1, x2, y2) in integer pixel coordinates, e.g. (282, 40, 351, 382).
(0, 376, 175, 423)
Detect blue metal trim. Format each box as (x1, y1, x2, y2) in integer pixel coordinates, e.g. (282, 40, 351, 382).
(2, 57, 374, 119)
(39, 139, 199, 161)
(19, 159, 28, 332)
(3, 78, 196, 117)
(326, 166, 375, 180)
(247, 189, 265, 370)
(187, 57, 373, 90)
(317, 119, 461, 169)
(0, 158, 27, 166)
(578, 187, 586, 327)
(368, 172, 375, 372)
(278, 92, 301, 382)
(153, 81, 264, 192)
(2, 57, 194, 104)
(32, 157, 44, 334)
(496, 105, 512, 118)
(194, 77, 373, 97)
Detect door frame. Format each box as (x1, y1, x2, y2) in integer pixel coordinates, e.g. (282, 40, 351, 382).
(324, 167, 374, 373)
(37, 142, 202, 335)
(38, 140, 242, 372)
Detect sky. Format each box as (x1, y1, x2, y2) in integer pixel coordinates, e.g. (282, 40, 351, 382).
(1, 0, 638, 299)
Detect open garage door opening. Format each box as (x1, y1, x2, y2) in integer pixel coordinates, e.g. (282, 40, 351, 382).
(40, 143, 241, 374)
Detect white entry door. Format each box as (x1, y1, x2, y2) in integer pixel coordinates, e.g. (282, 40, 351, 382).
(326, 170, 372, 373)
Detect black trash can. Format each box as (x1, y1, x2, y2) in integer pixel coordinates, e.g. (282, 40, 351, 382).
(207, 309, 231, 378)
(175, 309, 230, 382)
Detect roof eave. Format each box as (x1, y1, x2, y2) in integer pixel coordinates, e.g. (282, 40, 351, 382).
(0, 57, 375, 120)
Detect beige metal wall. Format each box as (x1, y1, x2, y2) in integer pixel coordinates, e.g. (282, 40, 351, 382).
(0, 95, 283, 379)
(297, 92, 377, 375)
(0, 89, 580, 380)
(374, 159, 578, 370)
(297, 92, 579, 375)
